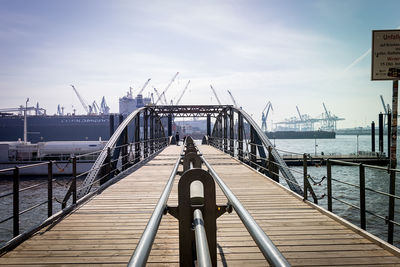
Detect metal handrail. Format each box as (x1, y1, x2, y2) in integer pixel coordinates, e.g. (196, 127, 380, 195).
(198, 148, 290, 267)
(193, 209, 212, 267)
(127, 145, 184, 267)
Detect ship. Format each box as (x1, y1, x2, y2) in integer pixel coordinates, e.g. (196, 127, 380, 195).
(0, 88, 152, 143)
(265, 130, 335, 139)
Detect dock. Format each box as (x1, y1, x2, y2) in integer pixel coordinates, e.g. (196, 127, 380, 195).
(1, 145, 399, 266)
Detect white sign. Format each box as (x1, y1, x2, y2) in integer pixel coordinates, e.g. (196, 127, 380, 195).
(372, 30, 400, 80)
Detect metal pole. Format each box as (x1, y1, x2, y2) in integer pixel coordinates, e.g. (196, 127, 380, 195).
(388, 111, 391, 157)
(168, 114, 172, 137)
(193, 209, 212, 267)
(359, 164, 366, 230)
(371, 121, 375, 152)
(48, 161, 53, 217)
(224, 110, 228, 153)
(72, 157, 77, 204)
(13, 167, 20, 237)
(250, 126, 256, 167)
(238, 113, 243, 161)
(128, 155, 182, 267)
(379, 113, 384, 154)
(144, 109, 148, 158)
(109, 114, 115, 138)
(388, 79, 398, 244)
(327, 160, 332, 212)
(303, 154, 308, 201)
(200, 153, 290, 267)
(207, 114, 211, 136)
(230, 108, 234, 156)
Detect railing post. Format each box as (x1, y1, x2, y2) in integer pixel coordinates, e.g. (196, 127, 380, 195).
(150, 111, 154, 154)
(327, 159, 332, 212)
(223, 110, 228, 153)
(388, 168, 396, 244)
(13, 167, 20, 237)
(48, 161, 53, 217)
(359, 163, 366, 230)
(135, 115, 140, 162)
(72, 157, 77, 205)
(238, 113, 243, 161)
(303, 154, 308, 201)
(229, 108, 234, 156)
(250, 126, 257, 167)
(107, 147, 112, 181)
(144, 109, 149, 158)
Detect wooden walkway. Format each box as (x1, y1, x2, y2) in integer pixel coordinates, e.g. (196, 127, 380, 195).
(1, 145, 400, 266)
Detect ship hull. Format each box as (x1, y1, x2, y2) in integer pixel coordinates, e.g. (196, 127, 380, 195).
(266, 131, 335, 139)
(0, 115, 111, 143)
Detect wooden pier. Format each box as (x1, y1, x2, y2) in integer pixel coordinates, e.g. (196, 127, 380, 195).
(1, 145, 400, 266)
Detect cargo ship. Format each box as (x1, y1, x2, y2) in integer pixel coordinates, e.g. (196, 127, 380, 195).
(0, 90, 152, 143)
(266, 130, 335, 139)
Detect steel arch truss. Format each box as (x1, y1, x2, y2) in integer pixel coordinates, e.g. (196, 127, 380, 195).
(210, 106, 303, 195)
(76, 107, 167, 197)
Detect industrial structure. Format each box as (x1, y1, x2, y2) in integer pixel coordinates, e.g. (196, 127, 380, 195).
(272, 103, 345, 132)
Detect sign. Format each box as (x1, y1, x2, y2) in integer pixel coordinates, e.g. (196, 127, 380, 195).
(371, 30, 400, 80)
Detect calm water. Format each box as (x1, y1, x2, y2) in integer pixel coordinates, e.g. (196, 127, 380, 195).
(0, 134, 399, 248)
(274, 134, 400, 247)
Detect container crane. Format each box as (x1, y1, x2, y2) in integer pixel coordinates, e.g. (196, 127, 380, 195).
(210, 85, 222, 105)
(296, 106, 303, 121)
(71, 85, 90, 114)
(261, 101, 273, 131)
(155, 72, 179, 105)
(137, 78, 151, 96)
(227, 90, 238, 108)
(175, 80, 191, 105)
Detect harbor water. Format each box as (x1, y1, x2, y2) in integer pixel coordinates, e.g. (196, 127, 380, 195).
(0, 134, 399, 248)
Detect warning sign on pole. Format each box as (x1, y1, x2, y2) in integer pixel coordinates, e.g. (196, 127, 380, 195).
(371, 30, 400, 80)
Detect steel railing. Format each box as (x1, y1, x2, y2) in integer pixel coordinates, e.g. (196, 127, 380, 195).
(127, 140, 185, 267)
(198, 146, 291, 267)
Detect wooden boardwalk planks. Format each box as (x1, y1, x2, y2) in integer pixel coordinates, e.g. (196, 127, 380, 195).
(1, 144, 400, 266)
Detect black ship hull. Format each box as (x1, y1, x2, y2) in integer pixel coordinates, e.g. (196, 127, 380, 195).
(0, 115, 111, 143)
(266, 130, 335, 139)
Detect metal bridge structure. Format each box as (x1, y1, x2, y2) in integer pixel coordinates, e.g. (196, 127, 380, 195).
(1, 104, 400, 266)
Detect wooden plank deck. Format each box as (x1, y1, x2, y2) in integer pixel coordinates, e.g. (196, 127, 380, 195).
(1, 144, 400, 266)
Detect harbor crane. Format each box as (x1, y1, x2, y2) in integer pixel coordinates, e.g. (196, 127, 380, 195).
(296, 106, 303, 121)
(175, 80, 191, 105)
(227, 90, 238, 108)
(155, 72, 179, 105)
(92, 101, 100, 114)
(261, 101, 273, 132)
(380, 95, 391, 125)
(71, 85, 91, 114)
(210, 85, 222, 105)
(137, 78, 151, 96)
(100, 96, 110, 114)
(153, 87, 166, 105)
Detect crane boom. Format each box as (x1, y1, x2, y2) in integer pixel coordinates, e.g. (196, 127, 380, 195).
(210, 85, 222, 105)
(137, 78, 151, 95)
(154, 88, 166, 105)
(265, 102, 273, 118)
(296, 106, 303, 120)
(175, 80, 191, 105)
(227, 90, 238, 107)
(71, 85, 90, 114)
(380, 95, 388, 114)
(323, 103, 330, 119)
(155, 72, 179, 104)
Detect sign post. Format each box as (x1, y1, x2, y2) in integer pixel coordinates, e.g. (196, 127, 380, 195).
(372, 30, 400, 244)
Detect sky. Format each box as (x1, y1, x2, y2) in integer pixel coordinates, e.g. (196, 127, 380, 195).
(1, 0, 400, 129)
